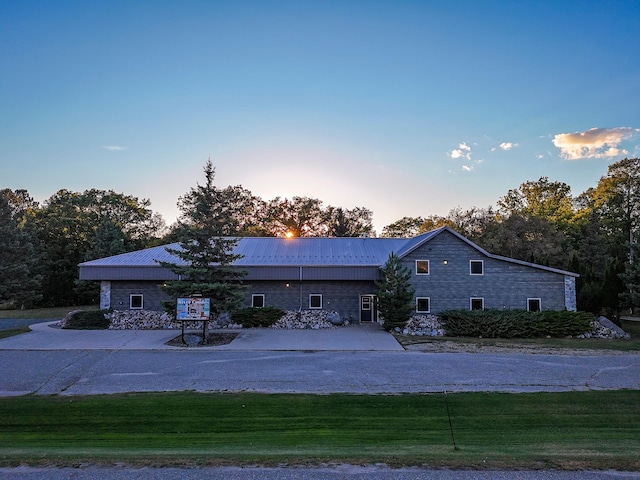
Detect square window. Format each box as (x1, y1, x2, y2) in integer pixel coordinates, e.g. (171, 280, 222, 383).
(528, 298, 541, 312)
(309, 294, 322, 309)
(470, 260, 484, 275)
(252, 294, 265, 308)
(470, 298, 484, 310)
(130, 294, 143, 310)
(416, 297, 430, 313)
(416, 260, 430, 275)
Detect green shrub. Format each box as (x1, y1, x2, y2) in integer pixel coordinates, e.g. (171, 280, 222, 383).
(439, 309, 593, 338)
(63, 310, 111, 330)
(232, 307, 285, 328)
(0, 301, 17, 311)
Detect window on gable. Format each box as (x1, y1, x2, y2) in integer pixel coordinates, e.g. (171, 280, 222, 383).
(416, 297, 430, 313)
(470, 260, 484, 275)
(130, 294, 143, 310)
(416, 260, 430, 275)
(527, 298, 541, 312)
(470, 297, 484, 310)
(252, 294, 265, 308)
(309, 294, 322, 309)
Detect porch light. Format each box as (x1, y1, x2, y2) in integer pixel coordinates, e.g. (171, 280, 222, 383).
(443, 260, 448, 265)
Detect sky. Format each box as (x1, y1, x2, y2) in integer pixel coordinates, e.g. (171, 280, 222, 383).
(1, 0, 640, 234)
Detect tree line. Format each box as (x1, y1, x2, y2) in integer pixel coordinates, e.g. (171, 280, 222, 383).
(1, 158, 639, 316)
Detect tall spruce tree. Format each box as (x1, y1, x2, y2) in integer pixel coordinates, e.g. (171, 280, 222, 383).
(159, 161, 247, 342)
(375, 253, 415, 331)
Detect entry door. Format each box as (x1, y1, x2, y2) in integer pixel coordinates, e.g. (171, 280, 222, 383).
(360, 295, 377, 322)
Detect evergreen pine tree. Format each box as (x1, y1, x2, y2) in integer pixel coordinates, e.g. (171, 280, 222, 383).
(158, 161, 247, 342)
(375, 253, 415, 331)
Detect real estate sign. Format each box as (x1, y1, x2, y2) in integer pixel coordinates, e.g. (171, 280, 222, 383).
(176, 297, 210, 321)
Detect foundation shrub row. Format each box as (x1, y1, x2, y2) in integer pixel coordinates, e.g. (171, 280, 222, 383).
(438, 309, 594, 338)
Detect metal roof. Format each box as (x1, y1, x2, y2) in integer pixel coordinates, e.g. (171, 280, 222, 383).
(79, 227, 578, 278)
(79, 236, 408, 268)
(233, 237, 407, 266)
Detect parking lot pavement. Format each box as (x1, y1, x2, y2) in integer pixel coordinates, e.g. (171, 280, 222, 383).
(1, 348, 639, 397)
(1, 321, 639, 397)
(0, 321, 404, 351)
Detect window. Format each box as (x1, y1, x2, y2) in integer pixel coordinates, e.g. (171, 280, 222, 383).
(416, 297, 430, 313)
(416, 260, 430, 275)
(470, 297, 484, 310)
(527, 298, 541, 312)
(252, 294, 265, 308)
(470, 260, 484, 275)
(130, 294, 143, 310)
(361, 296, 372, 310)
(309, 294, 322, 309)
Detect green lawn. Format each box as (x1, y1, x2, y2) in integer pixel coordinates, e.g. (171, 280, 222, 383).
(0, 306, 101, 339)
(0, 305, 99, 321)
(0, 327, 31, 339)
(0, 391, 638, 469)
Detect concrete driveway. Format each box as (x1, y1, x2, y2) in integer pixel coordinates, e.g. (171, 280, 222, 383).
(0, 320, 404, 351)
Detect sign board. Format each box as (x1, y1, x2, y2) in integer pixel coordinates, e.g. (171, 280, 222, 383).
(176, 297, 210, 321)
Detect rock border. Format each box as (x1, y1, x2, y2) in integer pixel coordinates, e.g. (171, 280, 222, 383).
(104, 309, 349, 331)
(395, 314, 630, 340)
(64, 309, 630, 340)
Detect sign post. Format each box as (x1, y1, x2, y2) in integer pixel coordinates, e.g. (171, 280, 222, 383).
(176, 297, 211, 344)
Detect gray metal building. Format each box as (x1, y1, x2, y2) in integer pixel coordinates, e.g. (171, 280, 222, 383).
(79, 227, 578, 322)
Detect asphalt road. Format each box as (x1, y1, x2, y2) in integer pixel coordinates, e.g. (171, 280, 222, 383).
(2, 466, 639, 479)
(1, 349, 639, 396)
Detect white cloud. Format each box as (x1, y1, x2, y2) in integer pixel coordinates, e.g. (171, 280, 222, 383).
(499, 142, 518, 151)
(448, 142, 485, 173)
(448, 142, 472, 160)
(103, 145, 127, 151)
(552, 127, 636, 160)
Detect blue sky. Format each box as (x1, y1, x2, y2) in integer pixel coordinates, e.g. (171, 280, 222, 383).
(2, 0, 639, 233)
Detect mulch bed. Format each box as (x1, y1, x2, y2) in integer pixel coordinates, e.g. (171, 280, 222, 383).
(165, 332, 239, 347)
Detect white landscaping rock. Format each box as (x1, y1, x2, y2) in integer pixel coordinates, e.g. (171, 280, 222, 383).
(401, 314, 445, 336)
(271, 310, 348, 330)
(576, 318, 631, 339)
(105, 309, 349, 330)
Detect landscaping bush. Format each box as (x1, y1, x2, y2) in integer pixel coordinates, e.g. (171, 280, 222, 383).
(439, 309, 593, 338)
(62, 310, 111, 330)
(232, 307, 285, 328)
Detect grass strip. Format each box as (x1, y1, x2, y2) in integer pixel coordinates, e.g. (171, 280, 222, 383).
(0, 306, 99, 321)
(0, 391, 638, 469)
(0, 327, 31, 339)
